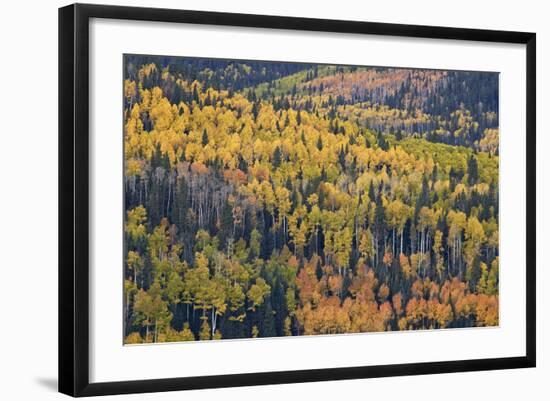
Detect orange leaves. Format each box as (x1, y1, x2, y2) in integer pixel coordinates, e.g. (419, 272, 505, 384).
(427, 300, 452, 328)
(328, 274, 343, 297)
(190, 161, 209, 175)
(475, 294, 499, 326)
(347, 298, 383, 333)
(377, 283, 390, 303)
(348, 266, 377, 302)
(383, 252, 393, 266)
(447, 277, 469, 303)
(379, 301, 394, 327)
(223, 169, 247, 186)
(296, 294, 390, 336)
(306, 68, 446, 102)
(454, 294, 478, 320)
(296, 261, 319, 305)
(411, 279, 425, 299)
(398, 276, 497, 330)
(406, 297, 427, 326)
(399, 253, 414, 278)
(392, 293, 403, 314)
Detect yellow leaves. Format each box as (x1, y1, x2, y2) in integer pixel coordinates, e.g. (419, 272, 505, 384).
(355, 171, 377, 194)
(199, 320, 211, 340)
(138, 63, 157, 80)
(238, 122, 254, 147)
(125, 206, 147, 241)
(226, 93, 251, 114)
(418, 207, 439, 231)
(385, 199, 411, 230)
(215, 109, 239, 136)
(472, 182, 490, 195)
(377, 165, 390, 185)
(284, 317, 292, 336)
(124, 77, 495, 211)
(161, 66, 171, 81)
(178, 323, 196, 341)
(252, 138, 270, 162)
(150, 86, 164, 107)
(465, 215, 486, 244)
(125, 85, 192, 166)
(126, 250, 143, 270)
(184, 142, 203, 163)
(358, 228, 374, 260)
(125, 104, 145, 159)
(150, 96, 175, 131)
(227, 284, 245, 313)
(194, 252, 209, 271)
(275, 186, 291, 217)
(399, 253, 414, 278)
(280, 136, 297, 160)
(249, 163, 270, 182)
(125, 332, 143, 344)
(307, 193, 319, 206)
(432, 179, 450, 195)
(484, 219, 499, 250)
(446, 210, 467, 247)
(333, 226, 353, 269)
(289, 211, 311, 246)
(247, 277, 271, 311)
(258, 180, 276, 211)
(351, 144, 371, 169)
(124, 79, 137, 100)
(217, 134, 241, 168)
(129, 103, 141, 121)
(122, 60, 503, 344)
(479, 128, 499, 155)
(256, 102, 277, 130)
(138, 87, 152, 111)
(251, 326, 259, 338)
(125, 158, 143, 177)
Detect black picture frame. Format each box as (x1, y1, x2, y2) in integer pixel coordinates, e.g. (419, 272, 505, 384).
(59, 3, 536, 397)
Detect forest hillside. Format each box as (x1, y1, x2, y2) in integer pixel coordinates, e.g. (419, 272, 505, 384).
(123, 56, 499, 343)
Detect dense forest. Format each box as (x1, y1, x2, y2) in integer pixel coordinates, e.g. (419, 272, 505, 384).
(123, 55, 499, 344)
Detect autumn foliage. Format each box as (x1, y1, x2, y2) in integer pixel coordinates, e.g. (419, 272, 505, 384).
(123, 56, 499, 343)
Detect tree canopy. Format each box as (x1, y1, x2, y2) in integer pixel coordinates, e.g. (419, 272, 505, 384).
(123, 56, 499, 343)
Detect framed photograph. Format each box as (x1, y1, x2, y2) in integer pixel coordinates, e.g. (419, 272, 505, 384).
(59, 3, 536, 397)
